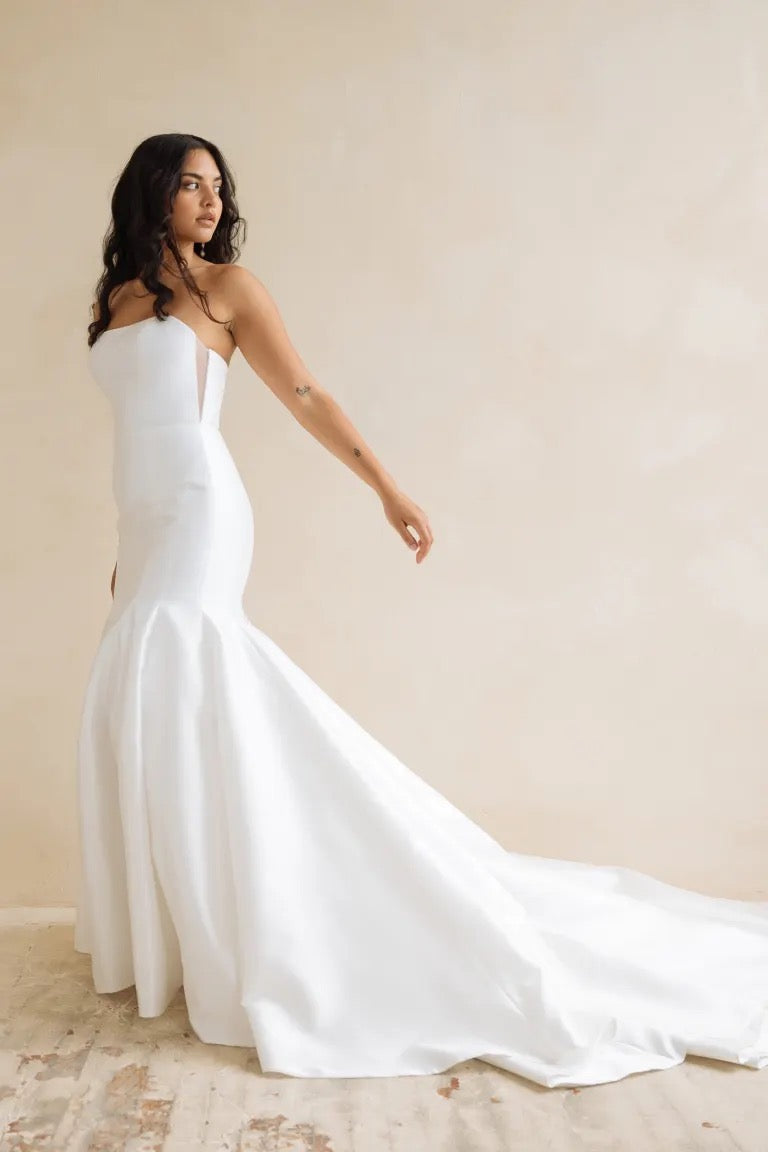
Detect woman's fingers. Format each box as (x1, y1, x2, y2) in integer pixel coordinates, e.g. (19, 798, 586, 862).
(407, 514, 433, 562)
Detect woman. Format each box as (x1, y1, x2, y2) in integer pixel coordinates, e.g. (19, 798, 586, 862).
(76, 132, 768, 1087)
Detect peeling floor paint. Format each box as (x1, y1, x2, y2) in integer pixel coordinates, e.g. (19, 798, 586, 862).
(0, 924, 765, 1151)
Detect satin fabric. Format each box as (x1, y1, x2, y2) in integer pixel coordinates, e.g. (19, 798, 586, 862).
(75, 313, 768, 1086)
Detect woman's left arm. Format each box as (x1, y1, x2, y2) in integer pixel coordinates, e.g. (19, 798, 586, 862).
(224, 266, 434, 563)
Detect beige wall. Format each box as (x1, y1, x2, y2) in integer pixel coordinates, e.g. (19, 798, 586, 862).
(2, 0, 767, 907)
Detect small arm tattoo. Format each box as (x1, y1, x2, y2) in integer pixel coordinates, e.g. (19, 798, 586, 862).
(353, 448, 361, 457)
(296, 384, 311, 396)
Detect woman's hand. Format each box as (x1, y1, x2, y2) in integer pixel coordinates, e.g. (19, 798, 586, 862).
(381, 489, 434, 563)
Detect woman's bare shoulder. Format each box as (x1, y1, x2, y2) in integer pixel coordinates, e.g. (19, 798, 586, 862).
(112, 278, 150, 302)
(91, 279, 145, 323)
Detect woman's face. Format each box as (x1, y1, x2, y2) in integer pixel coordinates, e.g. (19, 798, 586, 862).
(170, 148, 223, 251)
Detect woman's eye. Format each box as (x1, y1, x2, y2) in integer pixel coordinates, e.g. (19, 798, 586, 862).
(183, 181, 223, 195)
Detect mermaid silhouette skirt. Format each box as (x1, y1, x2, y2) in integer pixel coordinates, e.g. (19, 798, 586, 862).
(74, 314, 768, 1084)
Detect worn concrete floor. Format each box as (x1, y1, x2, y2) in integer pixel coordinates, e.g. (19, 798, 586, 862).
(0, 921, 765, 1151)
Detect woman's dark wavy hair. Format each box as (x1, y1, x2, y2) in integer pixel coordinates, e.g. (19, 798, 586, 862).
(87, 133, 247, 348)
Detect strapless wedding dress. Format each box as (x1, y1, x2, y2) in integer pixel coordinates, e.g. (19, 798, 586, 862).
(74, 312, 768, 1086)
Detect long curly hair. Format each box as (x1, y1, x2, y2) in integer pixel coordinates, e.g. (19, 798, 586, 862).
(87, 132, 247, 348)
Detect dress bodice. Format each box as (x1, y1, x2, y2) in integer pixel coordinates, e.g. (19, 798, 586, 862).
(89, 313, 229, 430)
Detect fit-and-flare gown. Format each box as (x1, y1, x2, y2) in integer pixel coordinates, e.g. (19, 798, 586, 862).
(74, 312, 768, 1087)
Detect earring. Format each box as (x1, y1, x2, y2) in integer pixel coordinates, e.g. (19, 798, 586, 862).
(201, 242, 206, 258)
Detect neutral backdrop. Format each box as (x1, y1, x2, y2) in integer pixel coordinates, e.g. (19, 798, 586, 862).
(2, 0, 767, 908)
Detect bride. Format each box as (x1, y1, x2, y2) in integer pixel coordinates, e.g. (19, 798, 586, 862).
(76, 132, 768, 1088)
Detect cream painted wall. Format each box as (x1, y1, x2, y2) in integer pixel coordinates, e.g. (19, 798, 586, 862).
(1, 1, 767, 907)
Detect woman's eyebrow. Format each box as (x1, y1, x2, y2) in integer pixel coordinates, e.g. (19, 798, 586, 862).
(181, 171, 222, 181)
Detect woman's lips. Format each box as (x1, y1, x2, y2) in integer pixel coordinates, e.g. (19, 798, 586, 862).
(198, 217, 216, 225)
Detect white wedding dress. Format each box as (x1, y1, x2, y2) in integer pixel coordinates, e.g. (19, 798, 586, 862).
(75, 312, 768, 1087)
